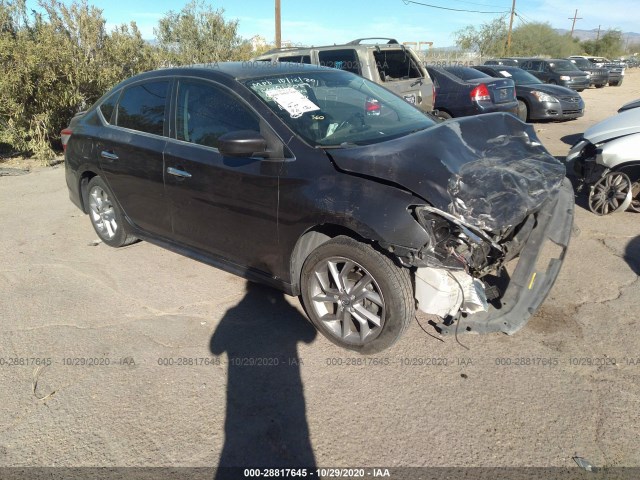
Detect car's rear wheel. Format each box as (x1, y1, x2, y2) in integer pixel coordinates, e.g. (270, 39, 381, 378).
(300, 236, 414, 354)
(516, 100, 528, 122)
(87, 176, 137, 247)
(595, 84, 605, 88)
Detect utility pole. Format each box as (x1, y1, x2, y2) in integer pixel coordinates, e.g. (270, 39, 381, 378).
(596, 25, 601, 42)
(275, 0, 281, 49)
(568, 9, 582, 37)
(505, 0, 516, 55)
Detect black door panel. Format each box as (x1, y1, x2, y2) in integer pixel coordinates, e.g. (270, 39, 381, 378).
(165, 79, 280, 273)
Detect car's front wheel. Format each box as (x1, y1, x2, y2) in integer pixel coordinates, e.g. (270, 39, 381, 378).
(87, 176, 137, 247)
(300, 236, 414, 354)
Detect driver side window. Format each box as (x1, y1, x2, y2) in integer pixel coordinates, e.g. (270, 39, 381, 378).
(176, 80, 260, 149)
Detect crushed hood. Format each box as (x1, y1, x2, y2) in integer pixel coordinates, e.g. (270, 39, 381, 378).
(583, 107, 640, 144)
(327, 113, 566, 232)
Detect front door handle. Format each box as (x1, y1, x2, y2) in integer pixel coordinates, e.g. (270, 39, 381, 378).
(100, 150, 119, 161)
(167, 166, 192, 179)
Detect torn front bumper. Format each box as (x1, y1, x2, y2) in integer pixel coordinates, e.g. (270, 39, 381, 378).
(435, 178, 574, 335)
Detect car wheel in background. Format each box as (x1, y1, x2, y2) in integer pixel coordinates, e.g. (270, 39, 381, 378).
(434, 110, 452, 121)
(517, 100, 528, 122)
(300, 236, 414, 354)
(588, 171, 633, 215)
(86, 176, 137, 247)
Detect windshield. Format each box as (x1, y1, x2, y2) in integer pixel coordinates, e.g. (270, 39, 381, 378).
(550, 60, 581, 72)
(571, 58, 594, 69)
(494, 67, 542, 85)
(245, 70, 436, 147)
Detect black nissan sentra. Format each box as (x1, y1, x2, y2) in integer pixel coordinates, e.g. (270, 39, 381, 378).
(63, 62, 574, 353)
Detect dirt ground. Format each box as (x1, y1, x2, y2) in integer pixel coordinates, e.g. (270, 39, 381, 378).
(1, 70, 639, 475)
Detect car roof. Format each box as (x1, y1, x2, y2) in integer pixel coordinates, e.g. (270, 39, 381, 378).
(117, 62, 339, 87)
(478, 65, 519, 71)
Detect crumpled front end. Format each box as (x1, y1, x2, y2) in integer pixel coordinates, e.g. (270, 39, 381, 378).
(413, 178, 574, 334)
(327, 112, 573, 334)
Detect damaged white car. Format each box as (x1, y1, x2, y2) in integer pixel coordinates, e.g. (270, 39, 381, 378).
(567, 106, 640, 214)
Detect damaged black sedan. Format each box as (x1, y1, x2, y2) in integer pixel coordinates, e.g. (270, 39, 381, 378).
(63, 63, 574, 353)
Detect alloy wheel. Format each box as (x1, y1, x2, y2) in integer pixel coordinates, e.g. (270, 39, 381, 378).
(308, 256, 385, 344)
(588, 171, 632, 215)
(89, 185, 118, 239)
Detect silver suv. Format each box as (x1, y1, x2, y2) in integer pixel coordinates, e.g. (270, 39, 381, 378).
(252, 38, 434, 112)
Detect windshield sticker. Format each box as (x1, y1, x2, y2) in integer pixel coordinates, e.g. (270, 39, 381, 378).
(499, 70, 512, 77)
(265, 86, 320, 118)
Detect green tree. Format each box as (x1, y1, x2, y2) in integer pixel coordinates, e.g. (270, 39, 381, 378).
(581, 30, 624, 58)
(454, 16, 508, 59)
(0, 0, 158, 160)
(510, 22, 580, 57)
(154, 0, 252, 66)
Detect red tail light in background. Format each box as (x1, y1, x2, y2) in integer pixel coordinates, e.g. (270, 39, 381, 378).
(470, 84, 491, 102)
(365, 97, 381, 116)
(60, 128, 72, 151)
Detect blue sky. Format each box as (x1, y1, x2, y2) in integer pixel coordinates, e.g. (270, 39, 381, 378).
(91, 0, 640, 47)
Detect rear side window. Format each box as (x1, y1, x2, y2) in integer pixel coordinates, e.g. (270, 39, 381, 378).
(116, 80, 169, 136)
(444, 67, 490, 81)
(318, 49, 361, 74)
(99, 90, 120, 124)
(175, 80, 260, 149)
(278, 55, 311, 64)
(527, 61, 542, 72)
(373, 50, 422, 81)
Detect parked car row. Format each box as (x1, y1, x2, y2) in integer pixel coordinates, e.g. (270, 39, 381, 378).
(427, 64, 583, 122)
(485, 56, 625, 88)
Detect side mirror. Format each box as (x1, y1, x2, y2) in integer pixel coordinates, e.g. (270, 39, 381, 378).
(217, 130, 268, 158)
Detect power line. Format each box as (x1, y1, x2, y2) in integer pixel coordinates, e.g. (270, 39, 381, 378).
(446, 0, 511, 8)
(402, 0, 509, 14)
(514, 11, 530, 25)
(515, 10, 534, 24)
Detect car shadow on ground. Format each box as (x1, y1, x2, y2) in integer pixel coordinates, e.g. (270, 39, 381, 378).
(210, 281, 317, 476)
(624, 236, 640, 275)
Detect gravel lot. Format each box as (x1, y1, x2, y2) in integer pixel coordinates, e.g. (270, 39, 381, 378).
(1, 70, 639, 474)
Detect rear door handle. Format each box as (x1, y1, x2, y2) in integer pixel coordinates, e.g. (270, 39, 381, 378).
(100, 150, 119, 161)
(167, 166, 192, 179)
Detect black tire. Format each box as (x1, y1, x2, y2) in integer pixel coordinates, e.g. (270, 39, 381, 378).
(86, 176, 137, 247)
(435, 110, 452, 121)
(576, 89, 584, 92)
(300, 236, 414, 354)
(595, 84, 605, 88)
(549, 80, 557, 85)
(516, 100, 528, 122)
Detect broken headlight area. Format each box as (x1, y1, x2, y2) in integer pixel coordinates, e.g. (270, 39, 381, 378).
(409, 204, 542, 326)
